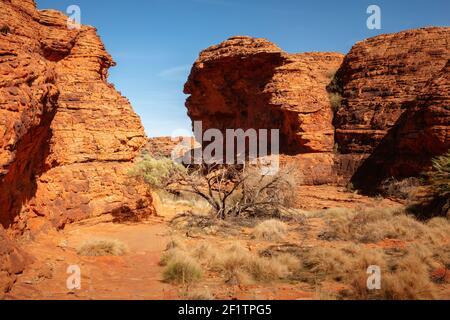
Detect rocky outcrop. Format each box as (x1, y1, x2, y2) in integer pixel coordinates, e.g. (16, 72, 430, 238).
(334, 27, 450, 155)
(351, 58, 450, 187)
(184, 36, 344, 154)
(397, 60, 450, 158)
(183, 36, 362, 185)
(0, 0, 152, 233)
(334, 27, 450, 188)
(0, 226, 29, 296)
(144, 137, 200, 160)
(185, 30, 450, 188)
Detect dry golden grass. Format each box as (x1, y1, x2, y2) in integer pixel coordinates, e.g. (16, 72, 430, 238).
(165, 237, 187, 251)
(165, 241, 300, 285)
(273, 253, 302, 273)
(170, 212, 241, 237)
(381, 177, 422, 200)
(217, 243, 290, 282)
(300, 245, 386, 282)
(319, 207, 449, 244)
(183, 289, 215, 300)
(252, 219, 288, 241)
(309, 207, 449, 299)
(297, 242, 444, 300)
(427, 217, 450, 235)
(161, 249, 202, 284)
(77, 239, 127, 257)
(160, 248, 185, 266)
(159, 191, 212, 214)
(347, 251, 440, 300)
(161, 203, 449, 299)
(191, 243, 222, 270)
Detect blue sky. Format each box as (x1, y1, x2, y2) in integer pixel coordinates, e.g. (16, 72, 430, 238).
(36, 0, 449, 137)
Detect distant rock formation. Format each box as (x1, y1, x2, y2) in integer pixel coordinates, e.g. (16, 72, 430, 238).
(144, 137, 200, 160)
(0, 0, 153, 233)
(335, 27, 449, 154)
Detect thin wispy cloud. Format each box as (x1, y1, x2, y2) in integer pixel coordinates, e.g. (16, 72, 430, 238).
(158, 65, 191, 81)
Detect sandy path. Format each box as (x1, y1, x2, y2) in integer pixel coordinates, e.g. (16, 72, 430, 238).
(7, 217, 179, 300)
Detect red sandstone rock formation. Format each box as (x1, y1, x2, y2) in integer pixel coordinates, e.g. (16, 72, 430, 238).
(334, 27, 450, 155)
(186, 30, 450, 188)
(184, 36, 344, 155)
(0, 226, 29, 296)
(144, 137, 200, 160)
(184, 36, 358, 185)
(397, 60, 450, 157)
(335, 27, 450, 188)
(351, 58, 450, 187)
(0, 0, 152, 233)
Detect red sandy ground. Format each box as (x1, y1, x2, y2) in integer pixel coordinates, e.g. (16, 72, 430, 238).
(4, 186, 448, 300)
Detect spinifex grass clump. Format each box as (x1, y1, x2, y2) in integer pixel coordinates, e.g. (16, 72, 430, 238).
(252, 219, 288, 241)
(427, 151, 450, 215)
(77, 239, 127, 256)
(160, 249, 202, 284)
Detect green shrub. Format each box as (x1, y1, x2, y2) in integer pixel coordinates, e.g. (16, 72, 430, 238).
(427, 151, 450, 215)
(329, 92, 343, 112)
(128, 155, 186, 189)
(327, 71, 344, 112)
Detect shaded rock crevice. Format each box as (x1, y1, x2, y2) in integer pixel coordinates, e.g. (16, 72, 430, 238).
(0, 83, 58, 228)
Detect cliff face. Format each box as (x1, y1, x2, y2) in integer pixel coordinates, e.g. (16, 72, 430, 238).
(397, 60, 450, 157)
(335, 27, 450, 154)
(334, 27, 450, 187)
(184, 36, 344, 154)
(0, 0, 152, 232)
(351, 58, 450, 187)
